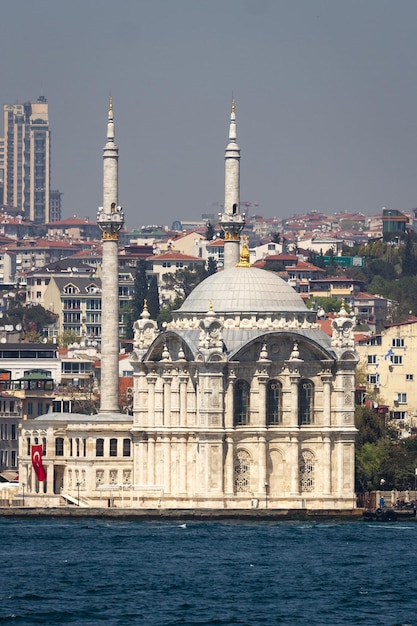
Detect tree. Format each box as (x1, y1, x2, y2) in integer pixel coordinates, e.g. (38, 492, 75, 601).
(133, 259, 149, 320)
(120, 302, 135, 340)
(161, 265, 208, 307)
(147, 275, 160, 320)
(264, 258, 286, 272)
(401, 232, 417, 277)
(205, 223, 215, 241)
(206, 256, 217, 276)
(355, 440, 390, 492)
(3, 300, 57, 341)
(58, 330, 81, 348)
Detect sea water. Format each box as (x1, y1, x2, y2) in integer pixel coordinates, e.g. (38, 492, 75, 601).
(0, 518, 415, 625)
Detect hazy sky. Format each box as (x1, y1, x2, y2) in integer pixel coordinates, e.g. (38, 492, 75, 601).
(3, 0, 417, 229)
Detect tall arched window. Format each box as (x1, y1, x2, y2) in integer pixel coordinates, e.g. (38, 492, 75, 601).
(96, 438, 104, 457)
(110, 438, 118, 457)
(267, 380, 282, 425)
(234, 380, 250, 426)
(55, 438, 64, 456)
(298, 379, 314, 425)
(234, 449, 251, 492)
(123, 438, 131, 457)
(299, 449, 315, 492)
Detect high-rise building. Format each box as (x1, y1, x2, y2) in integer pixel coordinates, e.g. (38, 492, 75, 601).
(49, 189, 62, 222)
(0, 96, 50, 223)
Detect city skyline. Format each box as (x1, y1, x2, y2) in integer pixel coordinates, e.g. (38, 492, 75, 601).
(2, 1, 417, 229)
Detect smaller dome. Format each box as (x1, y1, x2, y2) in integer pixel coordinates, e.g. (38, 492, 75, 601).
(179, 267, 307, 314)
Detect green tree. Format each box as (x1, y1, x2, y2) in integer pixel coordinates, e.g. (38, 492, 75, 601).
(161, 265, 208, 308)
(206, 256, 217, 276)
(120, 302, 135, 340)
(401, 232, 417, 277)
(355, 440, 390, 492)
(4, 300, 57, 340)
(133, 259, 148, 319)
(147, 275, 160, 320)
(205, 223, 215, 241)
(58, 330, 81, 347)
(263, 260, 286, 272)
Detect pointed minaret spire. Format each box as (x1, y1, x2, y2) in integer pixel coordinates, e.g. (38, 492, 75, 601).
(102, 96, 119, 212)
(228, 96, 237, 143)
(218, 97, 245, 269)
(107, 96, 115, 143)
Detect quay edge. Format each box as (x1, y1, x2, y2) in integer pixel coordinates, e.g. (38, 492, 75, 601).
(0, 507, 368, 522)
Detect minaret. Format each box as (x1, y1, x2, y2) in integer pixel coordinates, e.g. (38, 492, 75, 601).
(218, 98, 245, 269)
(97, 98, 125, 413)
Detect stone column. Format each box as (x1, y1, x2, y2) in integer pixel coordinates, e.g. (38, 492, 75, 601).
(179, 372, 188, 427)
(322, 435, 331, 495)
(258, 435, 267, 497)
(289, 435, 300, 495)
(321, 374, 332, 427)
(224, 436, 234, 496)
(289, 372, 300, 427)
(146, 373, 157, 428)
(321, 373, 332, 496)
(162, 374, 172, 428)
(147, 436, 155, 485)
(179, 436, 187, 493)
(257, 375, 268, 427)
(163, 436, 171, 493)
(225, 369, 236, 429)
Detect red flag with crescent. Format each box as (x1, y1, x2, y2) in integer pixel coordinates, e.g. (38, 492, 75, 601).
(31, 444, 46, 481)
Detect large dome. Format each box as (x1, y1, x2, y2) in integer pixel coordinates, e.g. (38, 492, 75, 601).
(178, 266, 307, 314)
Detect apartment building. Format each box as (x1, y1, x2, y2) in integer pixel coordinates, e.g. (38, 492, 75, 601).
(356, 318, 417, 434)
(0, 97, 51, 223)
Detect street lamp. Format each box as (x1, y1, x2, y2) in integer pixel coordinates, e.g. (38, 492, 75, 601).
(264, 482, 269, 509)
(22, 482, 25, 507)
(379, 478, 386, 509)
(76, 481, 81, 507)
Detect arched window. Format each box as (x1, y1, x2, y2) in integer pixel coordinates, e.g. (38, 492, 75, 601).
(55, 437, 64, 456)
(299, 449, 315, 492)
(298, 379, 314, 425)
(96, 438, 104, 457)
(234, 450, 251, 492)
(234, 380, 250, 426)
(123, 438, 131, 457)
(267, 380, 282, 425)
(110, 438, 118, 457)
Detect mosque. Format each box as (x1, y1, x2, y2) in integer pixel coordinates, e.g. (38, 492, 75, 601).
(18, 100, 358, 510)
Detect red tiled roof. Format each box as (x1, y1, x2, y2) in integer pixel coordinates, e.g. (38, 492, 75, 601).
(148, 251, 204, 262)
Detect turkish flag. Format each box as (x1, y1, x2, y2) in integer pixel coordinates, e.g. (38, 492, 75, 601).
(31, 445, 46, 481)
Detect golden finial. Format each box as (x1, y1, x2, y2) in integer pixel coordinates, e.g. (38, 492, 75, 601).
(231, 96, 235, 114)
(109, 95, 113, 112)
(236, 235, 251, 267)
(209, 299, 213, 310)
(143, 298, 148, 310)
